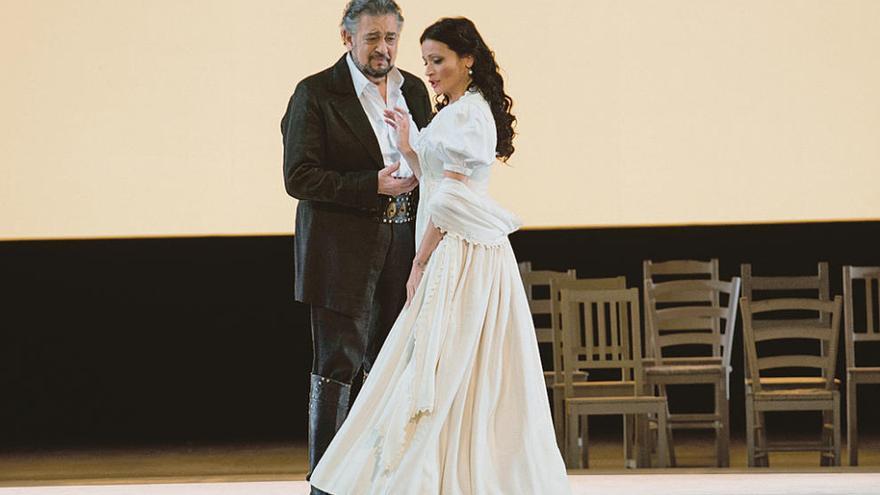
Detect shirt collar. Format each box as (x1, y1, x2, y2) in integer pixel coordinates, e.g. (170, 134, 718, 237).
(346, 52, 404, 97)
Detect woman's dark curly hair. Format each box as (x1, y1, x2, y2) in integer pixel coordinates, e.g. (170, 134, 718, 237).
(420, 17, 516, 161)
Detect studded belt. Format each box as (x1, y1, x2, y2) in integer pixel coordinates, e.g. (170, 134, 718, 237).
(375, 191, 414, 224)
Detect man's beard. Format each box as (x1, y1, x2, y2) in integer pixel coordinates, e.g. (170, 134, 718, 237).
(355, 53, 393, 79)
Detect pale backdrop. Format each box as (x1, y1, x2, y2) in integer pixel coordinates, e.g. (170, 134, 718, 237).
(1, 0, 878, 240)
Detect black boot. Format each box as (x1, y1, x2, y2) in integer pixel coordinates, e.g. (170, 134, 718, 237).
(307, 373, 351, 495)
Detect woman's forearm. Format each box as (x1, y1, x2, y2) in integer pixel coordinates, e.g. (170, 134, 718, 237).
(402, 148, 422, 180)
(414, 219, 444, 268)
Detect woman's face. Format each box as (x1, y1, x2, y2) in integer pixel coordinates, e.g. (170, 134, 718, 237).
(421, 39, 473, 100)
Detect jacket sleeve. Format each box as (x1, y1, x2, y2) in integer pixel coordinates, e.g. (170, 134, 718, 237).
(281, 82, 378, 209)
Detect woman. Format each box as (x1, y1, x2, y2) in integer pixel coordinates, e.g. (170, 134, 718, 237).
(310, 17, 571, 494)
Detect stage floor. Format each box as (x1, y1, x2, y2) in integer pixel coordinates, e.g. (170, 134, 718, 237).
(2, 436, 878, 494)
(1, 473, 880, 495)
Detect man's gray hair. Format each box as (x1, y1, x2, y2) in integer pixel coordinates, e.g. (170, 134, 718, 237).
(340, 0, 404, 34)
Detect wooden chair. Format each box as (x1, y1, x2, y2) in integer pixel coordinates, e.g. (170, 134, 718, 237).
(740, 261, 836, 465)
(643, 259, 720, 358)
(644, 277, 741, 467)
(843, 266, 880, 466)
(518, 261, 577, 389)
(560, 287, 670, 468)
(548, 275, 627, 459)
(741, 296, 843, 467)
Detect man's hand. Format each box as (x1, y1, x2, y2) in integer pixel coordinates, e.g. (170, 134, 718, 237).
(378, 162, 418, 196)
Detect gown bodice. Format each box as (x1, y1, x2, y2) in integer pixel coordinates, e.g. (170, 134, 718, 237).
(412, 90, 520, 250)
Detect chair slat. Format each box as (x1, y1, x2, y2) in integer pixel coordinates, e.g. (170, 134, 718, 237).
(648, 260, 717, 275)
(753, 326, 833, 343)
(654, 290, 716, 303)
(866, 278, 875, 335)
(748, 275, 823, 290)
(656, 306, 729, 321)
(657, 317, 716, 331)
(529, 300, 551, 313)
(535, 328, 553, 343)
(752, 318, 825, 329)
(610, 298, 620, 360)
(749, 297, 837, 314)
(652, 279, 735, 295)
(657, 332, 717, 348)
(758, 355, 827, 371)
(596, 302, 607, 360)
(847, 267, 880, 279)
(583, 302, 594, 363)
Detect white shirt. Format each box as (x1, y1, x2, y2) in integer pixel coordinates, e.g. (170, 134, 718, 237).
(346, 53, 418, 178)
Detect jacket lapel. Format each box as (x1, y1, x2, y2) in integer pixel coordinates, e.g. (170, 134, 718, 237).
(329, 54, 384, 169)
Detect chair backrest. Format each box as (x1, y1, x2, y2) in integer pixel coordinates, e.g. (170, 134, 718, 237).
(843, 266, 880, 369)
(741, 262, 831, 323)
(647, 277, 742, 370)
(740, 296, 843, 392)
(550, 276, 627, 385)
(559, 288, 643, 398)
(644, 259, 720, 282)
(643, 259, 720, 355)
(519, 262, 577, 344)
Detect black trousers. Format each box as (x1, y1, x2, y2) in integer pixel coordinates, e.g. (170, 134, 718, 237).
(310, 222, 413, 384)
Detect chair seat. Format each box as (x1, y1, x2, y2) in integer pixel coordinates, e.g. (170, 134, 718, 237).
(568, 395, 665, 404)
(560, 379, 634, 387)
(747, 377, 840, 389)
(643, 356, 723, 366)
(645, 364, 727, 376)
(751, 388, 835, 401)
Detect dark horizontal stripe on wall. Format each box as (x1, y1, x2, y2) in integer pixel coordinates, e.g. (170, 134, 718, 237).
(0, 221, 878, 449)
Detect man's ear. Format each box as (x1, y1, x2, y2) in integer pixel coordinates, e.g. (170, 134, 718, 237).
(341, 29, 353, 49)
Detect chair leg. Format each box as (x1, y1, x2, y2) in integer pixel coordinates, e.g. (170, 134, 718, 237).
(833, 395, 842, 467)
(745, 396, 755, 467)
(566, 407, 579, 468)
(637, 410, 652, 467)
(665, 406, 677, 467)
(656, 408, 670, 468)
(623, 414, 636, 469)
(847, 377, 858, 466)
(757, 411, 769, 467)
(820, 410, 832, 467)
(714, 377, 729, 467)
(581, 415, 590, 468)
(553, 387, 565, 455)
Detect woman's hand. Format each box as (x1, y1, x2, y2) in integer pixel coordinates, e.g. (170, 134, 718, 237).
(405, 259, 427, 307)
(384, 107, 413, 154)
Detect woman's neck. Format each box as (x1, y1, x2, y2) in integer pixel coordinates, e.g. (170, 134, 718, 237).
(446, 83, 472, 103)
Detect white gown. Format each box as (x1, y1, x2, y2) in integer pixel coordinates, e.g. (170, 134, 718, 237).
(310, 90, 572, 495)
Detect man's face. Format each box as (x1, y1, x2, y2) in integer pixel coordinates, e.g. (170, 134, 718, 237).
(342, 14, 400, 81)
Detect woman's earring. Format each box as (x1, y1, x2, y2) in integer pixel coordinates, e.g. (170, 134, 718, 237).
(468, 67, 473, 76)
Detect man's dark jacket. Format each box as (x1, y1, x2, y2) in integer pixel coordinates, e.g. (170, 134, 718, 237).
(281, 54, 433, 317)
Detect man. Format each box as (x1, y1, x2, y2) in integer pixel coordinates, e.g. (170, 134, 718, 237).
(280, 1, 431, 491)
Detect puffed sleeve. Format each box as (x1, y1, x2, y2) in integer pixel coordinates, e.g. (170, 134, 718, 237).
(435, 101, 496, 176)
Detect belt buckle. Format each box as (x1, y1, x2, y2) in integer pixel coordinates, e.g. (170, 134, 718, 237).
(385, 201, 398, 219)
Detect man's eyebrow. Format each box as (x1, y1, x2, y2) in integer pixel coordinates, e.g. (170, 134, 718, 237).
(364, 29, 398, 37)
